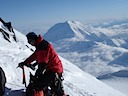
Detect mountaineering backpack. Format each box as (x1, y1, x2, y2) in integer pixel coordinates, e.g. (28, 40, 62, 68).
(26, 73, 45, 96)
(26, 73, 44, 96)
(0, 67, 6, 96)
(26, 72, 67, 96)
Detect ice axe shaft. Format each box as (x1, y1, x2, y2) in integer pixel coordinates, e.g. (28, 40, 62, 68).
(22, 66, 27, 87)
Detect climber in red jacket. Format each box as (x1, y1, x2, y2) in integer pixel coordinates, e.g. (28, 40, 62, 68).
(19, 32, 66, 96)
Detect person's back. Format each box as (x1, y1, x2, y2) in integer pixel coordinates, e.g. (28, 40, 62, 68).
(0, 67, 6, 96)
(47, 43, 63, 74)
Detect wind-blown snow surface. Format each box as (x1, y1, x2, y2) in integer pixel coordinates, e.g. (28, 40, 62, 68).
(0, 21, 126, 96)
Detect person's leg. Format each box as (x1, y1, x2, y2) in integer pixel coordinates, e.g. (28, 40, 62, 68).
(35, 71, 55, 91)
(50, 73, 66, 96)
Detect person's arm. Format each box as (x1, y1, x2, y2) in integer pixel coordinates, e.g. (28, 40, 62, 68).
(24, 52, 37, 64)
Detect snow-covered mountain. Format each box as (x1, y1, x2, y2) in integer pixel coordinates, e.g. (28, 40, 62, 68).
(43, 20, 128, 76)
(93, 18, 128, 28)
(0, 20, 127, 96)
(43, 20, 128, 95)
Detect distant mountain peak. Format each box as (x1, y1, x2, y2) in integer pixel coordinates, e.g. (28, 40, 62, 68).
(66, 20, 82, 25)
(44, 21, 95, 42)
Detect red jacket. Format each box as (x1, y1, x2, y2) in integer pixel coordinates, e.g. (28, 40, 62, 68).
(25, 35, 63, 73)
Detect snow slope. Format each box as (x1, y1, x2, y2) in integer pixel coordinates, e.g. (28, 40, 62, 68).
(0, 21, 126, 96)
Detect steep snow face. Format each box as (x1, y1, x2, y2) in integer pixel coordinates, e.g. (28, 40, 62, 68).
(0, 21, 33, 86)
(0, 21, 126, 96)
(0, 21, 28, 45)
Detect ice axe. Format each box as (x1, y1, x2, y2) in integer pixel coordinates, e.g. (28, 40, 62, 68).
(22, 65, 27, 87)
(17, 64, 27, 87)
(17, 62, 37, 87)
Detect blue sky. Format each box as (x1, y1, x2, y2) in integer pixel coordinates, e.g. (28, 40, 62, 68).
(0, 0, 128, 28)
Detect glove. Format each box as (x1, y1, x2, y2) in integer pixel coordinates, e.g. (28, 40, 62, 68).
(18, 62, 35, 70)
(18, 62, 26, 68)
(26, 64, 35, 70)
